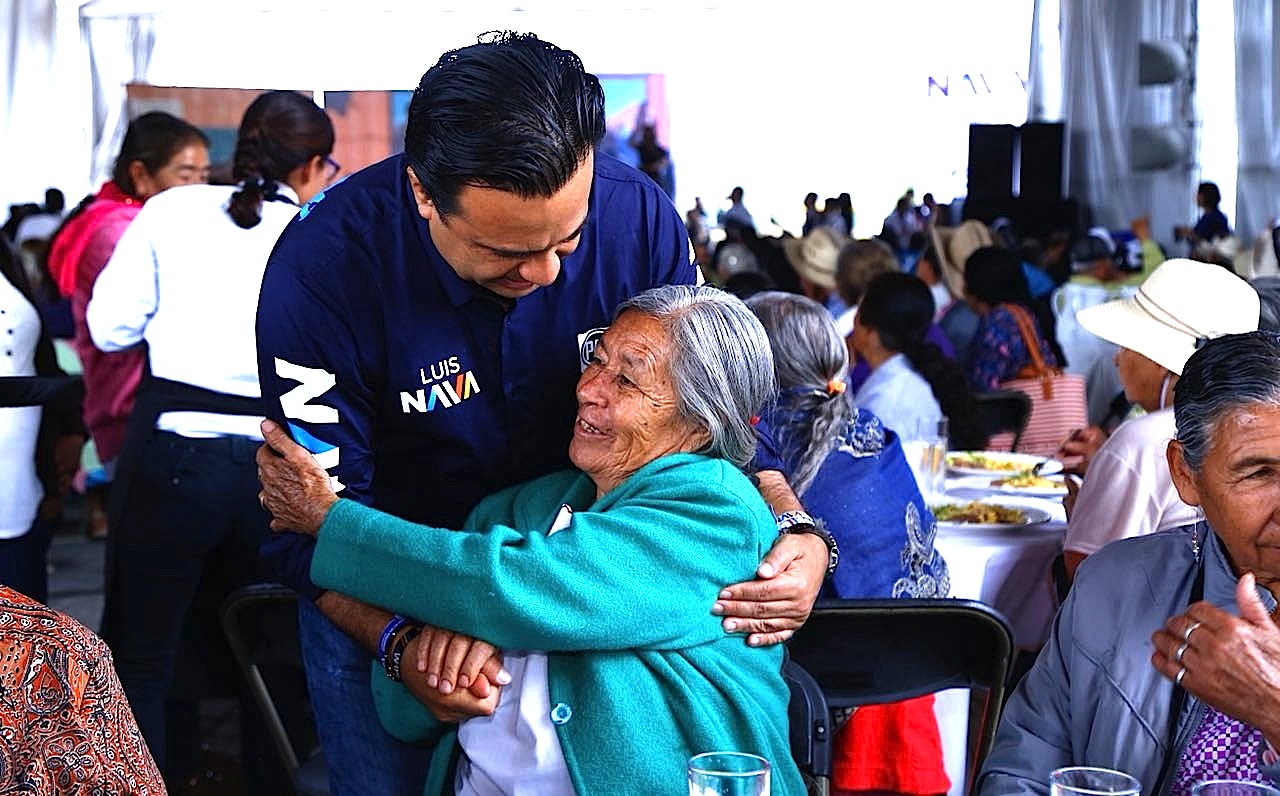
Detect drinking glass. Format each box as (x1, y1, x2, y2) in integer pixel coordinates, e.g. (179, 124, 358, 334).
(1049, 766, 1141, 796)
(1193, 781, 1280, 796)
(687, 752, 770, 796)
(903, 418, 950, 503)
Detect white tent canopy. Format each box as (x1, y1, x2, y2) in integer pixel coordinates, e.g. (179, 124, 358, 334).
(9, 1, 1276, 254)
(5, 0, 1034, 237)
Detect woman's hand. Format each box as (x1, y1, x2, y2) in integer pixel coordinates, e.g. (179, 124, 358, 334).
(1060, 426, 1106, 475)
(1151, 573, 1280, 746)
(256, 419, 338, 535)
(400, 631, 502, 723)
(414, 626, 510, 696)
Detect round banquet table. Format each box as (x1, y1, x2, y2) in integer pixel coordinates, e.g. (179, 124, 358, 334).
(931, 474, 1067, 796)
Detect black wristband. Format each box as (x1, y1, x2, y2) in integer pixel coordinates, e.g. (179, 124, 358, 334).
(383, 624, 424, 682)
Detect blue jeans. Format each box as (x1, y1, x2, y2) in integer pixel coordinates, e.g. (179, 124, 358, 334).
(298, 598, 431, 796)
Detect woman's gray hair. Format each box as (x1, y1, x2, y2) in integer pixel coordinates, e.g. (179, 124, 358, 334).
(745, 291, 852, 496)
(1174, 331, 1280, 472)
(616, 285, 776, 469)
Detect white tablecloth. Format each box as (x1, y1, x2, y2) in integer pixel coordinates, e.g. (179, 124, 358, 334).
(932, 476, 1067, 796)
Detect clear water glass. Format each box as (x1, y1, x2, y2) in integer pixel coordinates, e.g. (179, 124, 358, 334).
(688, 752, 770, 796)
(903, 417, 949, 502)
(1193, 781, 1280, 796)
(1049, 766, 1141, 796)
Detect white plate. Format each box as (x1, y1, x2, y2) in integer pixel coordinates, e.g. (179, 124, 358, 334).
(989, 476, 1069, 497)
(945, 451, 1064, 477)
(931, 501, 1053, 531)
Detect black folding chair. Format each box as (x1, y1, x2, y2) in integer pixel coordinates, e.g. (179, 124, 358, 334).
(220, 583, 330, 796)
(974, 389, 1033, 451)
(783, 658, 832, 796)
(786, 598, 1014, 796)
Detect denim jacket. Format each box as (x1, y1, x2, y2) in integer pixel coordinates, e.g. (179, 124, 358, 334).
(977, 523, 1280, 796)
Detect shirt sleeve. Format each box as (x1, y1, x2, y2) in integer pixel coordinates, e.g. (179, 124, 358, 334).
(255, 232, 384, 598)
(85, 204, 159, 352)
(650, 191, 699, 288)
(1063, 428, 1161, 556)
(975, 584, 1079, 796)
(311, 463, 767, 652)
(749, 415, 786, 475)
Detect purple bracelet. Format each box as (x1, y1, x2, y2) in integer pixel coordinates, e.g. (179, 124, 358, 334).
(377, 615, 410, 667)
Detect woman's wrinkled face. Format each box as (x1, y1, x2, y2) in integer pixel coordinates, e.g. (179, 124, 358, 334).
(1169, 403, 1280, 594)
(569, 310, 709, 497)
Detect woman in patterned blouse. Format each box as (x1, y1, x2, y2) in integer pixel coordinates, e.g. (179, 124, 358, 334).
(963, 245, 1064, 391)
(747, 291, 951, 796)
(0, 584, 164, 793)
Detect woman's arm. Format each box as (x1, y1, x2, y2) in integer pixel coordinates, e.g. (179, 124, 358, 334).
(311, 458, 767, 653)
(85, 206, 159, 352)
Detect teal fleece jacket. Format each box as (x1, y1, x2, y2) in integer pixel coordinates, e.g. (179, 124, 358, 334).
(311, 452, 804, 796)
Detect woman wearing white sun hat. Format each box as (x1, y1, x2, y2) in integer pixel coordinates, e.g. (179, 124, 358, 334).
(1059, 258, 1259, 584)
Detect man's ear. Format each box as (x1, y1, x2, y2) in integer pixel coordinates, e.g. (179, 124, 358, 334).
(1167, 440, 1202, 507)
(405, 167, 435, 221)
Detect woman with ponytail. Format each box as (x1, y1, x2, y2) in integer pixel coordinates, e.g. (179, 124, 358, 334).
(86, 90, 335, 787)
(853, 271, 987, 449)
(747, 290, 951, 796)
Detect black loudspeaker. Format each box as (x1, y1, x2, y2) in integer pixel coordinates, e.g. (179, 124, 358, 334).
(968, 124, 1016, 200)
(1019, 122, 1065, 200)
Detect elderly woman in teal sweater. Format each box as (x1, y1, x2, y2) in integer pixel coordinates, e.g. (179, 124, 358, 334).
(257, 285, 807, 795)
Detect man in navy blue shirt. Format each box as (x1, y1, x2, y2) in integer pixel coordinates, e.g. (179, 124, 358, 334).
(256, 32, 830, 795)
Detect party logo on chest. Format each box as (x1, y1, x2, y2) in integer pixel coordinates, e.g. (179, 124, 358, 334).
(399, 355, 481, 413)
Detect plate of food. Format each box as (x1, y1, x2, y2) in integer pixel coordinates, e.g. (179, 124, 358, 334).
(989, 472, 1069, 497)
(945, 451, 1064, 477)
(930, 500, 1053, 530)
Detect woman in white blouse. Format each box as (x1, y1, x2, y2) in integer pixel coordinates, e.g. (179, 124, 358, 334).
(86, 90, 335, 785)
(851, 271, 987, 449)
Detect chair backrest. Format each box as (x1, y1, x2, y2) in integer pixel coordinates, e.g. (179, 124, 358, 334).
(783, 658, 832, 795)
(974, 389, 1032, 451)
(220, 583, 330, 796)
(786, 598, 1014, 795)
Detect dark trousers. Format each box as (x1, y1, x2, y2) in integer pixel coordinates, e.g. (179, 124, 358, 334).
(101, 430, 269, 781)
(0, 513, 54, 605)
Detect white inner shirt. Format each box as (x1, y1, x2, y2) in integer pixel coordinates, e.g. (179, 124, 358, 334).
(455, 651, 572, 796)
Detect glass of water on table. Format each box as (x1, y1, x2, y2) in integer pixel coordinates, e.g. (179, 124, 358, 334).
(902, 418, 949, 503)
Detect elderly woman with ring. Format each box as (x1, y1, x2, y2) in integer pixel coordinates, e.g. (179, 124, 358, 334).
(258, 285, 806, 796)
(978, 331, 1280, 796)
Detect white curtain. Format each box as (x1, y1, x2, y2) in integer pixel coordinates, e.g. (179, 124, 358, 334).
(0, 0, 94, 210)
(1234, 0, 1280, 246)
(1037, 0, 1194, 246)
(81, 6, 156, 189)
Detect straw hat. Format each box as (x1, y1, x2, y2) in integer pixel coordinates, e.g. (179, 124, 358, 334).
(929, 220, 994, 299)
(1076, 258, 1259, 375)
(783, 228, 845, 290)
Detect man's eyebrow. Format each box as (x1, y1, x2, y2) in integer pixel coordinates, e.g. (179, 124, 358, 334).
(476, 219, 587, 259)
(1230, 455, 1280, 472)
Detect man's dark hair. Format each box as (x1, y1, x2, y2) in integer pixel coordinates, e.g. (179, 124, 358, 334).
(404, 31, 606, 218)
